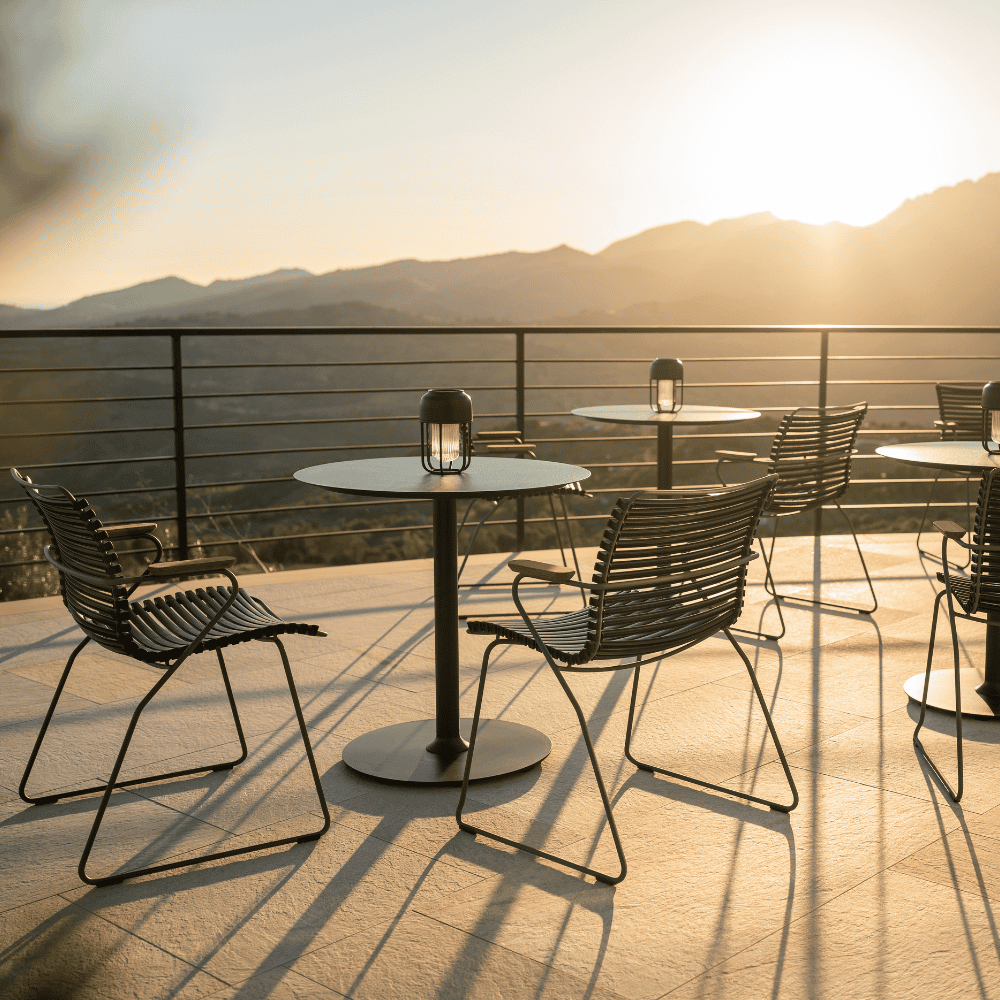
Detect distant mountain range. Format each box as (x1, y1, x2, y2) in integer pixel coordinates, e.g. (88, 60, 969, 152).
(3, 173, 998, 328)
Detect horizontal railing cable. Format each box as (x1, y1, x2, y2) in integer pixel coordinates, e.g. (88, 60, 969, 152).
(2, 325, 996, 592)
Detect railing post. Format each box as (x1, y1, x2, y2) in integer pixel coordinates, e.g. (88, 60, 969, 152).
(815, 330, 829, 537)
(171, 333, 189, 559)
(516, 330, 526, 550)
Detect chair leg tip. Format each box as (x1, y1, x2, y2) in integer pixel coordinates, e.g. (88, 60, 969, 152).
(89, 876, 126, 887)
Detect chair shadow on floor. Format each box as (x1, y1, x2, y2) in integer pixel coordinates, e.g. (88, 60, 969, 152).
(914, 766, 1000, 997)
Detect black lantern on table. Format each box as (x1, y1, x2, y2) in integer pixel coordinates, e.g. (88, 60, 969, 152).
(983, 381, 1000, 454)
(649, 358, 683, 413)
(420, 389, 473, 474)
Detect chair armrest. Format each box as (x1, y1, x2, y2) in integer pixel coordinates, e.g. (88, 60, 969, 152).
(146, 557, 238, 578)
(477, 430, 523, 441)
(933, 420, 956, 429)
(716, 450, 760, 460)
(508, 559, 576, 583)
(933, 521, 967, 541)
(102, 522, 158, 540)
(486, 443, 536, 455)
(43, 545, 238, 588)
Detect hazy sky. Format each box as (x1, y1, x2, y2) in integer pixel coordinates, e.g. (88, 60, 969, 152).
(2, 0, 998, 307)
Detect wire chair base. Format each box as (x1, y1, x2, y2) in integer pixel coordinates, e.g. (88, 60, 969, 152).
(457, 626, 799, 884)
(21, 636, 331, 887)
(457, 490, 588, 620)
(735, 504, 879, 642)
(456, 639, 627, 885)
(913, 590, 965, 802)
(915, 472, 973, 570)
(623, 629, 799, 813)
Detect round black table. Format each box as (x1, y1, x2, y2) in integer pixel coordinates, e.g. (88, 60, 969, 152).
(571, 404, 761, 490)
(877, 441, 1000, 719)
(294, 456, 591, 784)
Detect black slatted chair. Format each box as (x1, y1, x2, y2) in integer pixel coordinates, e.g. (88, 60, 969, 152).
(11, 468, 330, 886)
(915, 383, 984, 566)
(715, 403, 876, 640)
(458, 429, 592, 614)
(913, 469, 1000, 803)
(456, 476, 798, 885)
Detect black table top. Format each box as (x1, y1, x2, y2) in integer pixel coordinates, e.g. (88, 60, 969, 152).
(571, 403, 761, 426)
(294, 456, 590, 499)
(876, 440, 1000, 473)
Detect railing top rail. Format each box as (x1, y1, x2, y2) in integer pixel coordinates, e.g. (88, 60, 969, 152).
(2, 324, 999, 338)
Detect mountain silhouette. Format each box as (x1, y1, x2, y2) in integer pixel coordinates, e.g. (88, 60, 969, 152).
(2, 173, 997, 327)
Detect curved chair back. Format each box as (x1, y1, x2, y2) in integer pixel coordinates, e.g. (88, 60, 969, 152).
(765, 403, 867, 514)
(969, 469, 1000, 615)
(585, 476, 776, 661)
(11, 468, 137, 657)
(935, 383, 984, 440)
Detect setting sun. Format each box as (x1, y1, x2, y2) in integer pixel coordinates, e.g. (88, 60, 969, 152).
(651, 7, 980, 227)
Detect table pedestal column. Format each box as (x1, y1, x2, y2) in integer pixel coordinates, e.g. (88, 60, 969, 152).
(657, 424, 673, 490)
(425, 495, 469, 757)
(340, 494, 552, 785)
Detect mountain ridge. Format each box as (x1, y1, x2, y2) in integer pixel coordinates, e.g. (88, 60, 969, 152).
(3, 173, 997, 327)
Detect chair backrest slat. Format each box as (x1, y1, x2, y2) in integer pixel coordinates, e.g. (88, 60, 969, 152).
(936, 383, 984, 440)
(970, 469, 1000, 615)
(765, 404, 866, 513)
(11, 468, 137, 657)
(585, 477, 776, 661)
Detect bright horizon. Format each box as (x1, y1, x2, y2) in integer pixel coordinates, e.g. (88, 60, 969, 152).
(3, 0, 999, 309)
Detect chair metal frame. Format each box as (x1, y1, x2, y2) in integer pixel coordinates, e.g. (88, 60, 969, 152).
(913, 469, 1000, 803)
(11, 468, 331, 886)
(456, 477, 799, 885)
(915, 383, 983, 569)
(457, 430, 590, 616)
(716, 403, 877, 641)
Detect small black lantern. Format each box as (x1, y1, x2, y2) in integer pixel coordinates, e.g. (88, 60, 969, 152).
(983, 381, 1000, 454)
(650, 358, 683, 413)
(420, 388, 473, 474)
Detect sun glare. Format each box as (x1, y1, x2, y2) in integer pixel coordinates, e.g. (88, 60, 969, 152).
(665, 17, 967, 226)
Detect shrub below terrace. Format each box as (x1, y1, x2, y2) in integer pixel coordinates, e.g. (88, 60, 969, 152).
(0, 507, 59, 601)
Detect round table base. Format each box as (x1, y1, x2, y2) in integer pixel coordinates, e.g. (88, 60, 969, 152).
(904, 669, 1000, 719)
(342, 718, 552, 785)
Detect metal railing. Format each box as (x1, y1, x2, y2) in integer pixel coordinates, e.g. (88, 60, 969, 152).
(1, 326, 996, 595)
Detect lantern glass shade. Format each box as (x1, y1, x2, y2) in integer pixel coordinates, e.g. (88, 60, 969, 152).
(649, 358, 684, 414)
(430, 424, 462, 463)
(984, 382, 1000, 453)
(419, 389, 473, 473)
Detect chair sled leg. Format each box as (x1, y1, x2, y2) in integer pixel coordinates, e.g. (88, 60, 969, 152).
(457, 639, 627, 884)
(913, 590, 963, 802)
(759, 507, 877, 618)
(22, 645, 251, 806)
(557, 492, 587, 608)
(457, 498, 507, 583)
(730, 521, 786, 641)
(916, 473, 972, 570)
(20, 636, 91, 804)
(624, 633, 798, 813)
(78, 637, 330, 886)
(209, 648, 249, 771)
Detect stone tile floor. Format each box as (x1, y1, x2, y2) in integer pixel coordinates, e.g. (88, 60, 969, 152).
(1, 534, 998, 999)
